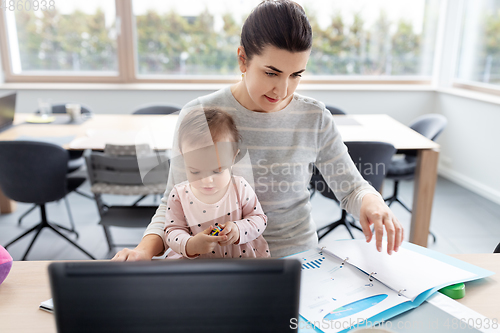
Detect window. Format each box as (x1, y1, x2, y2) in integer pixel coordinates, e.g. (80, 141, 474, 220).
(303, 0, 440, 79)
(131, 0, 440, 81)
(455, 0, 500, 91)
(0, 0, 121, 82)
(132, 0, 260, 78)
(0, 0, 440, 83)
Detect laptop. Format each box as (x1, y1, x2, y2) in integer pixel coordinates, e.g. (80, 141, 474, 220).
(0, 92, 16, 133)
(48, 259, 301, 333)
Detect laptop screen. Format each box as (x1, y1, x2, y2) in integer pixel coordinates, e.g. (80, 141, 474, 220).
(0, 92, 16, 132)
(49, 259, 301, 333)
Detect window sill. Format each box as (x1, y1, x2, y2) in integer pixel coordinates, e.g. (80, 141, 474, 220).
(437, 87, 500, 106)
(0, 82, 436, 92)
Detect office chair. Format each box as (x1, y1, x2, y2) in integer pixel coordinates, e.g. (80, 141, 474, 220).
(384, 114, 447, 243)
(132, 103, 182, 115)
(0, 141, 95, 260)
(314, 141, 396, 241)
(18, 104, 94, 227)
(494, 243, 500, 253)
(309, 105, 347, 199)
(85, 144, 169, 253)
(325, 105, 346, 115)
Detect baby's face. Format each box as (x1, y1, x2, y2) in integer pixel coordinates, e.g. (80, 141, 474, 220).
(182, 141, 236, 197)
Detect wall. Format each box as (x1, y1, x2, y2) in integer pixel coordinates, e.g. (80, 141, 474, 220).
(0, 85, 434, 127)
(436, 91, 500, 205)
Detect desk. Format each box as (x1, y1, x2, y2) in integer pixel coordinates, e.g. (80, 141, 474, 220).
(0, 254, 497, 333)
(0, 114, 438, 247)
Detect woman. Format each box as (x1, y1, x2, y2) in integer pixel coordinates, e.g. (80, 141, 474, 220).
(112, 0, 403, 261)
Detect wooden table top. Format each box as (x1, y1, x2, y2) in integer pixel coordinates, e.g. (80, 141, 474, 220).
(0, 113, 438, 151)
(0, 254, 497, 333)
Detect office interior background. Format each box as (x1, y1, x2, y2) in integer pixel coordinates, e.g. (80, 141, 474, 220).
(0, 0, 499, 260)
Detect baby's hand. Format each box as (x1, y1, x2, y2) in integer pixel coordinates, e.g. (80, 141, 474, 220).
(186, 225, 227, 257)
(218, 222, 240, 246)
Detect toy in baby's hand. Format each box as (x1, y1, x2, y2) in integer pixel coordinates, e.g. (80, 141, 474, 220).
(0, 245, 13, 285)
(210, 226, 223, 236)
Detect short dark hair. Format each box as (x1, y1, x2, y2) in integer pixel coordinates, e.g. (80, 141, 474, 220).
(240, 0, 312, 61)
(178, 107, 240, 154)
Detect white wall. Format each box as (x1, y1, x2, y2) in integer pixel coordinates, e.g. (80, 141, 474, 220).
(0, 86, 434, 126)
(0, 88, 215, 114)
(436, 92, 500, 205)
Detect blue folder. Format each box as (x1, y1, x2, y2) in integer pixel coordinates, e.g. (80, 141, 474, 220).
(293, 240, 494, 332)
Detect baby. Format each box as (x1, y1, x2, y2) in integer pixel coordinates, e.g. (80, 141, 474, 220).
(163, 107, 270, 259)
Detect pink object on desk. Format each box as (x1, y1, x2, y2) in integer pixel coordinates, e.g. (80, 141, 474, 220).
(0, 245, 13, 285)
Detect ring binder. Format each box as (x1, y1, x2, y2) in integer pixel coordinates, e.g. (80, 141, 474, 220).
(341, 257, 349, 266)
(398, 289, 406, 296)
(368, 272, 377, 282)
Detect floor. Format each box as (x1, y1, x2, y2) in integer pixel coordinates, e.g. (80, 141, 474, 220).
(1, 171, 499, 261)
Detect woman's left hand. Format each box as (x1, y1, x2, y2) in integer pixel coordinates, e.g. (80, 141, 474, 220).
(359, 193, 404, 255)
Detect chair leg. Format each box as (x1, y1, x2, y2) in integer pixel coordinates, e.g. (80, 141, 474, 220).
(46, 223, 95, 260)
(102, 225, 115, 252)
(20, 224, 45, 261)
(394, 197, 412, 213)
(3, 222, 42, 249)
(132, 195, 147, 206)
(384, 180, 400, 207)
(343, 218, 356, 239)
(317, 220, 344, 241)
(317, 211, 362, 241)
(74, 189, 95, 200)
(17, 204, 37, 226)
(430, 231, 437, 244)
(63, 197, 79, 239)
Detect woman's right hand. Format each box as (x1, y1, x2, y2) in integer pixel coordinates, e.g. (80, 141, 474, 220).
(186, 225, 227, 257)
(111, 234, 165, 261)
(111, 248, 152, 261)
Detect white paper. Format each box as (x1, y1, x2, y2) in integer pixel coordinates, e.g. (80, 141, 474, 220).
(326, 240, 476, 300)
(39, 298, 53, 313)
(288, 249, 409, 332)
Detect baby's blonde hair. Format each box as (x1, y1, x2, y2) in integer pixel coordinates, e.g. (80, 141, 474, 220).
(178, 107, 241, 154)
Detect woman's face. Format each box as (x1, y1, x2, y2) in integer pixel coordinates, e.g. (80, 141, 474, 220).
(238, 45, 311, 113)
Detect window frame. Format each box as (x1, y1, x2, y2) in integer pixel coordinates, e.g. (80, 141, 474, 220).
(0, 0, 435, 85)
(0, 0, 130, 83)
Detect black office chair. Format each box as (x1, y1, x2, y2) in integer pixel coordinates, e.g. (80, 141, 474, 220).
(309, 105, 347, 199)
(18, 104, 95, 227)
(132, 104, 182, 115)
(314, 141, 396, 241)
(384, 114, 447, 243)
(494, 243, 500, 253)
(0, 141, 95, 260)
(325, 105, 346, 115)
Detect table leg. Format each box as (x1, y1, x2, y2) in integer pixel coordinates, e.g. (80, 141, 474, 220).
(409, 148, 439, 247)
(0, 187, 16, 214)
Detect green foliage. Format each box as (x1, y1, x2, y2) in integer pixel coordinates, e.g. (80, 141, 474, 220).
(15, 9, 117, 71)
(14, 6, 428, 76)
(481, 9, 500, 83)
(307, 9, 424, 76)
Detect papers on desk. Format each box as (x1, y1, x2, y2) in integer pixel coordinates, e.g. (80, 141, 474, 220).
(39, 298, 53, 313)
(289, 239, 494, 333)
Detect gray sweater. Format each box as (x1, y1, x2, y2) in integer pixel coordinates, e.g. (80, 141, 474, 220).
(144, 86, 381, 258)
